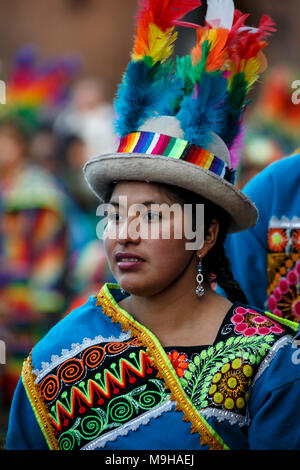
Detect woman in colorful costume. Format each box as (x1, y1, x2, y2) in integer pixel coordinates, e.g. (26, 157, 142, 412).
(6, 0, 300, 451)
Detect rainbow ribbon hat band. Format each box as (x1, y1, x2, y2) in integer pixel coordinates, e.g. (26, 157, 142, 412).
(117, 131, 236, 184)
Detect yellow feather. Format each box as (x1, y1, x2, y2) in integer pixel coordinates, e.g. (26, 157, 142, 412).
(243, 57, 260, 87)
(132, 24, 177, 64)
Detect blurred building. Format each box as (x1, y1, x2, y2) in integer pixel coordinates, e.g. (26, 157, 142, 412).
(0, 1, 299, 103)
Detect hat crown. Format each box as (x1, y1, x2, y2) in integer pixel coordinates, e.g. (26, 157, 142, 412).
(139, 115, 231, 167)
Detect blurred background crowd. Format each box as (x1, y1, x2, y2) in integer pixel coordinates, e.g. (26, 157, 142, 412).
(0, 0, 300, 445)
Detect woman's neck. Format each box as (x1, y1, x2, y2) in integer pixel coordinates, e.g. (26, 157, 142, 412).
(118, 278, 233, 347)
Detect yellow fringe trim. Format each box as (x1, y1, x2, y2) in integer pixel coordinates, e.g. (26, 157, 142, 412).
(22, 354, 59, 450)
(97, 286, 227, 450)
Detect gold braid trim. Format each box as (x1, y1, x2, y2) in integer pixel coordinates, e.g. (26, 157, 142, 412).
(22, 353, 59, 450)
(96, 285, 228, 450)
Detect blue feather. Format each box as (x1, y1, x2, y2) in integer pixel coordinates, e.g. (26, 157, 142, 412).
(176, 71, 228, 149)
(218, 73, 248, 147)
(114, 60, 184, 137)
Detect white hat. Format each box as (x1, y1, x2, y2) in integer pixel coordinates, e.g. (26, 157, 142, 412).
(84, 115, 258, 233)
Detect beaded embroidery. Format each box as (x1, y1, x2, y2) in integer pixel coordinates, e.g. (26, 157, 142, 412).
(166, 303, 297, 426)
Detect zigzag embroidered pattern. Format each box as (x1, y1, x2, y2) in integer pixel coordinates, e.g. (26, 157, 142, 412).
(40, 347, 155, 432)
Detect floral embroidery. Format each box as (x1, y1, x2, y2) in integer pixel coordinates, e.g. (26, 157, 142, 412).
(208, 359, 253, 412)
(172, 305, 297, 424)
(178, 332, 276, 414)
(167, 350, 189, 377)
(267, 218, 300, 322)
(268, 228, 288, 252)
(267, 256, 300, 322)
(231, 307, 284, 336)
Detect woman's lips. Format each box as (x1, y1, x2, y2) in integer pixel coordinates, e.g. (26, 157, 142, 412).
(115, 253, 146, 270)
(117, 259, 145, 270)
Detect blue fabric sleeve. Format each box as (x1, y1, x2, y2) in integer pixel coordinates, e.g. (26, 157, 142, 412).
(248, 338, 300, 450)
(5, 379, 48, 450)
(248, 378, 300, 450)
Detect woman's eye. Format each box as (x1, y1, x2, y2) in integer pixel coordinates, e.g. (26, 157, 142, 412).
(107, 212, 120, 222)
(143, 211, 161, 222)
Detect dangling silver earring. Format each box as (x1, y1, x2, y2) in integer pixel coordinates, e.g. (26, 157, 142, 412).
(196, 256, 205, 297)
(120, 287, 127, 295)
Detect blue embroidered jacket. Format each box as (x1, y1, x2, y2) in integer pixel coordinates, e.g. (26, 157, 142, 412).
(6, 283, 300, 450)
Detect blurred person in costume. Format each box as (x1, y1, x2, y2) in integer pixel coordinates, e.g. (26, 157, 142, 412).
(57, 134, 99, 220)
(224, 152, 300, 323)
(235, 67, 300, 188)
(7, 0, 300, 451)
(223, 68, 300, 322)
(0, 46, 100, 428)
(54, 77, 118, 160)
(30, 123, 61, 178)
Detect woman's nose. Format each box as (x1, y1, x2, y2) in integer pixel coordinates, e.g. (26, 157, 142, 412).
(117, 216, 141, 244)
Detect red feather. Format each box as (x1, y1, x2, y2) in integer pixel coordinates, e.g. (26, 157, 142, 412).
(258, 14, 277, 36)
(227, 12, 276, 67)
(136, 0, 201, 31)
(228, 10, 249, 41)
(173, 20, 200, 29)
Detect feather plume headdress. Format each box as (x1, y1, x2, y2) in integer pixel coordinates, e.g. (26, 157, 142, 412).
(115, 0, 275, 165)
(84, 0, 276, 233)
(114, 0, 200, 136)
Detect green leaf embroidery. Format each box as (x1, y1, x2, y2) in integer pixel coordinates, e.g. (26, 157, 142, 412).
(193, 355, 201, 366)
(215, 341, 224, 351)
(226, 337, 234, 346)
(184, 371, 193, 381)
(181, 330, 277, 407)
(200, 350, 207, 360)
(180, 377, 188, 387)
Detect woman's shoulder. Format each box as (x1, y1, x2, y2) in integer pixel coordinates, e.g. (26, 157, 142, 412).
(29, 293, 125, 375)
(216, 301, 300, 378)
(227, 302, 299, 337)
(228, 303, 300, 385)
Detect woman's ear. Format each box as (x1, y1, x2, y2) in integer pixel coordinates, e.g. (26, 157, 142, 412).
(197, 219, 219, 258)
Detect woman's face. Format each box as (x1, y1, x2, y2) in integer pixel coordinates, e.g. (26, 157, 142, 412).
(103, 181, 197, 296)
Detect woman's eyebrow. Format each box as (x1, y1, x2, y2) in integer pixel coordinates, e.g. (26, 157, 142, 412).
(108, 199, 167, 208)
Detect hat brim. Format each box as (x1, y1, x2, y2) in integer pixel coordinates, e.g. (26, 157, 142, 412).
(83, 153, 258, 233)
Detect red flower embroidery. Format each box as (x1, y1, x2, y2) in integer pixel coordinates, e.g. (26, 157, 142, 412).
(231, 306, 284, 337)
(167, 350, 189, 377)
(268, 228, 288, 252)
